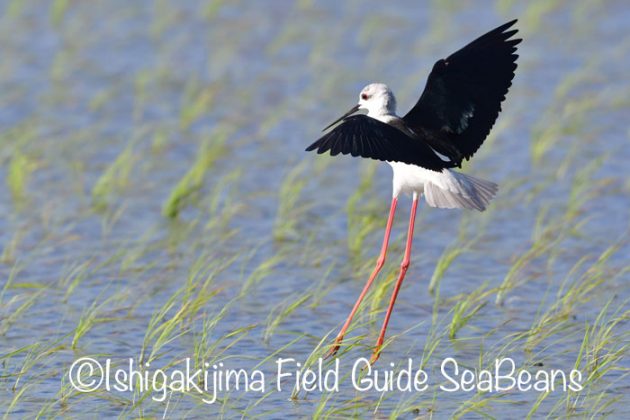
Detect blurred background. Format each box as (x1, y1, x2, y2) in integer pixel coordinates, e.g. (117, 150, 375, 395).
(0, 0, 628, 417)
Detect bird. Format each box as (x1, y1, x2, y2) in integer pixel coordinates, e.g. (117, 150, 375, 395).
(305, 20, 521, 364)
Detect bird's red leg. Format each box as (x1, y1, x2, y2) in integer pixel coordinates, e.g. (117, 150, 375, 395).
(370, 196, 418, 364)
(325, 197, 398, 358)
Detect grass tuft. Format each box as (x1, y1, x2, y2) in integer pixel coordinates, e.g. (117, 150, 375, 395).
(162, 130, 229, 218)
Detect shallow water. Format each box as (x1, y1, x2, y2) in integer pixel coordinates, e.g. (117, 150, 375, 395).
(0, 0, 629, 417)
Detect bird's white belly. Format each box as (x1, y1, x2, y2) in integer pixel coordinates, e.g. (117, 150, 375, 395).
(388, 161, 438, 198)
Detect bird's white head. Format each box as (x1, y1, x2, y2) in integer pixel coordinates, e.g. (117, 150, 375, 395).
(322, 83, 398, 131)
(358, 83, 397, 116)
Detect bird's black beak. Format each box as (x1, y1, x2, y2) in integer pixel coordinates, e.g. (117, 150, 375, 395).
(322, 104, 360, 131)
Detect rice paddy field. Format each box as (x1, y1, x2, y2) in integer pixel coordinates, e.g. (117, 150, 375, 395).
(0, 0, 629, 418)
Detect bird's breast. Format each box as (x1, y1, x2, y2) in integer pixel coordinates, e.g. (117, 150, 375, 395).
(388, 161, 442, 198)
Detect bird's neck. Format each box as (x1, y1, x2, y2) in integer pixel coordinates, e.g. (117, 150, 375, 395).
(367, 109, 398, 123)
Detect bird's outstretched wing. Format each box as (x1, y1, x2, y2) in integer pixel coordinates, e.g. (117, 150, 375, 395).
(305, 115, 452, 172)
(403, 19, 521, 166)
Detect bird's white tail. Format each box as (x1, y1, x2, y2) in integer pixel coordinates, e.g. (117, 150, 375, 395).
(423, 170, 498, 211)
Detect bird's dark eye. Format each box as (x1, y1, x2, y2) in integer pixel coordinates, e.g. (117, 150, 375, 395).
(361, 93, 369, 100)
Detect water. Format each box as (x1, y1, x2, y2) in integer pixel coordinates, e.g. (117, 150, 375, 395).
(0, 0, 628, 417)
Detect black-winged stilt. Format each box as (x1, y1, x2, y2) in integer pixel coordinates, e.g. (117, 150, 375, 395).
(306, 20, 521, 363)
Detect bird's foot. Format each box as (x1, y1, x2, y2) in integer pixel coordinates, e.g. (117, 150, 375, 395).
(324, 336, 343, 359)
(369, 349, 381, 365)
(369, 339, 384, 365)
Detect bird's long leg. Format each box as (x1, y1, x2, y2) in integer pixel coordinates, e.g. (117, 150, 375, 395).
(370, 195, 418, 364)
(325, 197, 398, 358)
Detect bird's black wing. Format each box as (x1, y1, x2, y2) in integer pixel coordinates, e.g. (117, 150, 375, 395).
(402, 19, 521, 166)
(305, 115, 451, 172)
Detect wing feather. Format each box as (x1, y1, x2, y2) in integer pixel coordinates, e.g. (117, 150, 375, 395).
(403, 19, 521, 166)
(306, 115, 451, 171)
